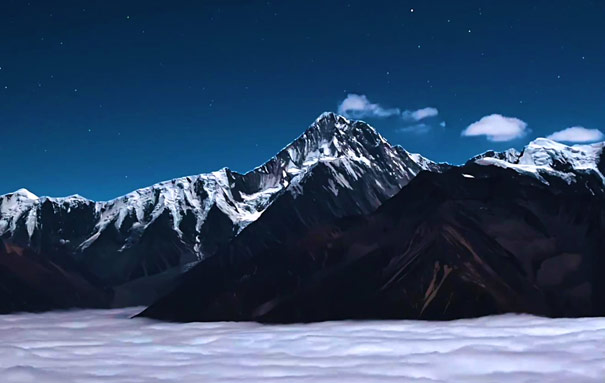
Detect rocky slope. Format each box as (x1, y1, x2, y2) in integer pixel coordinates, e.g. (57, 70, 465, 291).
(140, 138, 605, 322)
(0, 112, 441, 311)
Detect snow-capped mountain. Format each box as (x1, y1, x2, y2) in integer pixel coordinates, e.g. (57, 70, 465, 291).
(473, 138, 605, 186)
(141, 137, 605, 323)
(0, 112, 441, 309)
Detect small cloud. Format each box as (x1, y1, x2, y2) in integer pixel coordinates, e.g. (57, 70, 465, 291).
(461, 114, 528, 142)
(440, 121, 446, 127)
(397, 123, 431, 134)
(402, 107, 439, 121)
(337, 94, 438, 123)
(337, 94, 400, 119)
(337, 94, 440, 134)
(546, 126, 604, 143)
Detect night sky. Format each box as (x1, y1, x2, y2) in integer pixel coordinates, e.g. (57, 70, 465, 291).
(2, 0, 604, 200)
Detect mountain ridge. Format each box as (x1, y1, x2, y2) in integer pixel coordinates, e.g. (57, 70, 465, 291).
(2, 112, 604, 315)
(141, 140, 605, 322)
(0, 112, 442, 311)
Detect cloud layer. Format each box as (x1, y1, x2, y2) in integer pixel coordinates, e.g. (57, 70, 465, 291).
(462, 114, 529, 142)
(546, 126, 604, 143)
(338, 94, 438, 123)
(0, 308, 604, 383)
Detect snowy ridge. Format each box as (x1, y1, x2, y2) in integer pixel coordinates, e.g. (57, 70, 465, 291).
(0, 113, 437, 264)
(474, 138, 605, 184)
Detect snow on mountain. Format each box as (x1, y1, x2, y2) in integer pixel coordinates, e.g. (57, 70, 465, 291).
(474, 138, 605, 184)
(1, 112, 436, 246)
(0, 112, 440, 302)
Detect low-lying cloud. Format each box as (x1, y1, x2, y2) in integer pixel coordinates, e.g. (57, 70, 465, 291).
(0, 308, 604, 383)
(546, 126, 604, 143)
(462, 114, 529, 142)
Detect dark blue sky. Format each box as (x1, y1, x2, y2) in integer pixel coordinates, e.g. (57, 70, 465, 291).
(2, 0, 604, 199)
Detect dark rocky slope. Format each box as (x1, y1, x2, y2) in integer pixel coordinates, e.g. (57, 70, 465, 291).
(0, 238, 110, 314)
(140, 145, 605, 322)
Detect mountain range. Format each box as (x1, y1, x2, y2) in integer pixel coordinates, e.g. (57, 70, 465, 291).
(0, 113, 442, 313)
(2, 113, 604, 321)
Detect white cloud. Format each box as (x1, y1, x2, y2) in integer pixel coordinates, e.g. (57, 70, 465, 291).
(462, 114, 529, 142)
(337, 94, 400, 119)
(546, 126, 604, 143)
(402, 106, 439, 121)
(337, 94, 438, 123)
(0, 308, 604, 383)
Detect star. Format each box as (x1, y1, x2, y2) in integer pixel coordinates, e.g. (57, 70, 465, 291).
(410, 8, 414, 13)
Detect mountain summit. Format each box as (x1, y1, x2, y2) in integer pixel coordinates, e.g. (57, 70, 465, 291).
(473, 138, 605, 185)
(0, 113, 442, 311)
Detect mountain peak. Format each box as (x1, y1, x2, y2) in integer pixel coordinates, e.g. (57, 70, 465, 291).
(519, 138, 605, 169)
(473, 137, 605, 183)
(310, 112, 352, 136)
(314, 111, 342, 123)
(10, 188, 38, 200)
(527, 137, 561, 147)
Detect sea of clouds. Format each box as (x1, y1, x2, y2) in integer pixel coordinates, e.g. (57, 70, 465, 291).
(0, 308, 603, 383)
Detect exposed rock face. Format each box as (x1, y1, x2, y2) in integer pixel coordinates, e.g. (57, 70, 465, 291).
(140, 139, 605, 323)
(0, 113, 440, 310)
(0, 238, 110, 314)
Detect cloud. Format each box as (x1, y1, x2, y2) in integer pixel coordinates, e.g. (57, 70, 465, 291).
(546, 126, 604, 143)
(397, 123, 431, 134)
(337, 94, 438, 123)
(402, 107, 439, 121)
(337, 94, 400, 119)
(462, 114, 529, 142)
(0, 308, 604, 383)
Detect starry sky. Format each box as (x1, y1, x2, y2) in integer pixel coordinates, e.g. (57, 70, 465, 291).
(2, 0, 604, 200)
